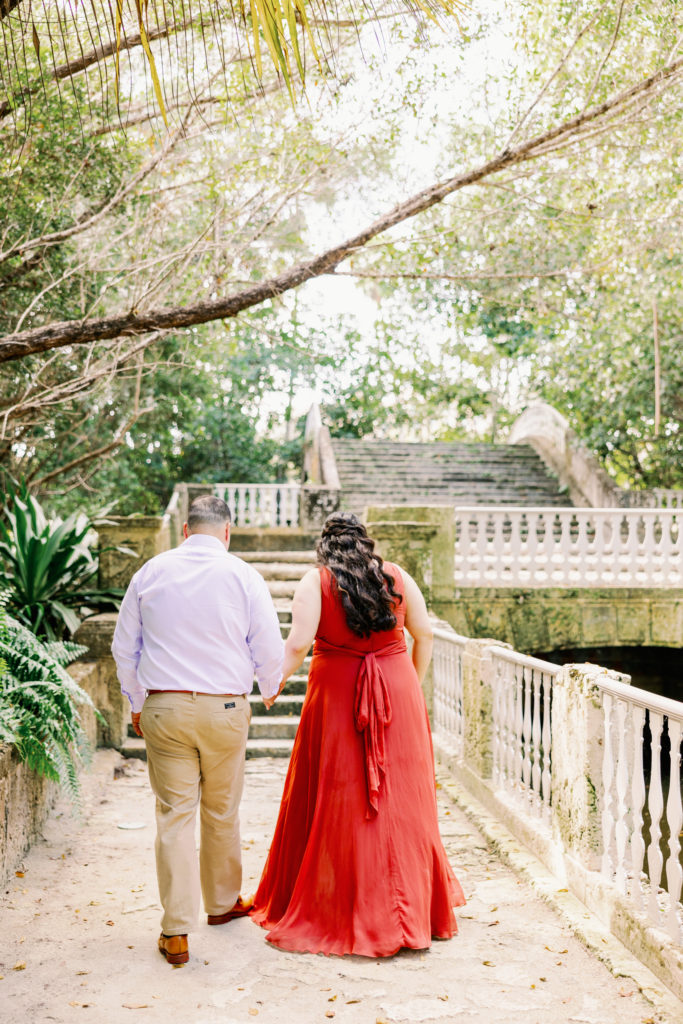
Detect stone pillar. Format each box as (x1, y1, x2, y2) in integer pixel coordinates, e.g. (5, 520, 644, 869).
(300, 485, 341, 530)
(462, 639, 498, 779)
(364, 505, 455, 610)
(97, 515, 170, 590)
(550, 663, 622, 870)
(72, 613, 128, 749)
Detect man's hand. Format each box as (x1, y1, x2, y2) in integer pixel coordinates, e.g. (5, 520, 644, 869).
(131, 712, 144, 738)
(263, 680, 287, 711)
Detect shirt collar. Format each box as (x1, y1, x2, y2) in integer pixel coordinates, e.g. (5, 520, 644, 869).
(182, 533, 228, 554)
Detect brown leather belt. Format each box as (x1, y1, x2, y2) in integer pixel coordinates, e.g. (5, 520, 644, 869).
(147, 689, 242, 697)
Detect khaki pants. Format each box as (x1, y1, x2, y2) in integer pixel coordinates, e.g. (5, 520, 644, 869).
(140, 691, 251, 936)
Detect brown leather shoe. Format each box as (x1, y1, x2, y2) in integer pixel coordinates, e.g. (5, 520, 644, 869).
(158, 932, 189, 964)
(207, 894, 254, 925)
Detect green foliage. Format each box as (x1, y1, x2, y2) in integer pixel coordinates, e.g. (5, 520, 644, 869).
(0, 482, 122, 640)
(0, 606, 98, 796)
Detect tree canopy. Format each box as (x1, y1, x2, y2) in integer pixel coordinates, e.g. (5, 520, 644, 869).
(1, 0, 682, 505)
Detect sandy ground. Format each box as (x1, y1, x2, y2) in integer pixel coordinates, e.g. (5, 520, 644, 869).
(0, 750, 675, 1024)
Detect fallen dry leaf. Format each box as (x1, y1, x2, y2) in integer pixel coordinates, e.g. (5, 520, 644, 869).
(13, 962, 26, 971)
(482, 961, 494, 967)
(325, 1014, 335, 1020)
(328, 995, 337, 1002)
(106, 920, 115, 927)
(76, 971, 90, 977)
(122, 1003, 149, 1009)
(248, 1010, 258, 1017)
(15, 871, 24, 878)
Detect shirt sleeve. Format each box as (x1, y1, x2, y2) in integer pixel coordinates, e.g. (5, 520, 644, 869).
(111, 572, 146, 713)
(246, 571, 285, 699)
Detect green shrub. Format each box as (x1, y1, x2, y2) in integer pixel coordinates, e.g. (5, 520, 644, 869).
(0, 606, 100, 796)
(0, 482, 122, 640)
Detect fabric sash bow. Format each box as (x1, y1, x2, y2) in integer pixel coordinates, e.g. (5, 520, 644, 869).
(314, 635, 407, 817)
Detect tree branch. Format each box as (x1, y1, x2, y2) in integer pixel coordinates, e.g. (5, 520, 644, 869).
(31, 404, 155, 487)
(2, 54, 682, 364)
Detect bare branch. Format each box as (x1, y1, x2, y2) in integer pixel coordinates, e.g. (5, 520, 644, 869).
(1, 54, 682, 364)
(31, 403, 155, 486)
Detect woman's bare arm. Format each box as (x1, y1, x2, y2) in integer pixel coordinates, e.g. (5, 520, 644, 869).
(397, 567, 434, 684)
(264, 568, 321, 709)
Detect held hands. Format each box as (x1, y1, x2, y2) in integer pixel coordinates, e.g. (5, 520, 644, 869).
(263, 679, 287, 711)
(131, 712, 144, 738)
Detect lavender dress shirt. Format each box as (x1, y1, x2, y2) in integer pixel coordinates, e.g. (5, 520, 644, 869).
(112, 533, 284, 713)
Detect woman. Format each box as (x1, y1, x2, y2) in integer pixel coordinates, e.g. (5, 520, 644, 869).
(251, 512, 465, 957)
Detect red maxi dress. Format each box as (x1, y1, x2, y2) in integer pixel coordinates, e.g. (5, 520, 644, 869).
(251, 564, 465, 957)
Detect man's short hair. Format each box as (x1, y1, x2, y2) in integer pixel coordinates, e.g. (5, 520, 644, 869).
(187, 495, 232, 529)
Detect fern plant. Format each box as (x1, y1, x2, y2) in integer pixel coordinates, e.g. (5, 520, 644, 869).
(0, 604, 101, 797)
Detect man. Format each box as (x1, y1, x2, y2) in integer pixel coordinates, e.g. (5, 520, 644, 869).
(112, 495, 284, 965)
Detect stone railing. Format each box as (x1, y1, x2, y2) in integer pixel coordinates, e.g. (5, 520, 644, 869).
(454, 506, 683, 587)
(430, 623, 683, 997)
(654, 489, 683, 509)
(598, 672, 683, 944)
(213, 483, 301, 528)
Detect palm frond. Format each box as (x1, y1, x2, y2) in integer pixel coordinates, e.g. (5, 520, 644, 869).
(0, 0, 467, 132)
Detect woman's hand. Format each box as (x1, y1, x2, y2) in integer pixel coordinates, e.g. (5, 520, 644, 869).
(263, 679, 287, 711)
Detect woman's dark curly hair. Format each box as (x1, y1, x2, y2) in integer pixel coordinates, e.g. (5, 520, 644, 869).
(317, 512, 401, 637)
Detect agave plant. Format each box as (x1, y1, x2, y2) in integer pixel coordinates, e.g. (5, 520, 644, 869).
(0, 483, 123, 641)
(0, 604, 101, 796)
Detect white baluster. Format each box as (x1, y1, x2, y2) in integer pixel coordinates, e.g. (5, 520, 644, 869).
(641, 514, 657, 586)
(526, 511, 540, 583)
(513, 663, 524, 794)
(665, 719, 683, 941)
(601, 693, 616, 879)
(531, 668, 542, 814)
(575, 512, 591, 584)
(508, 511, 522, 585)
(492, 659, 502, 787)
(647, 711, 665, 923)
(475, 511, 488, 585)
(492, 513, 506, 582)
(614, 699, 630, 893)
(630, 705, 647, 909)
(540, 510, 555, 584)
(626, 513, 642, 586)
(521, 665, 533, 796)
(541, 672, 552, 816)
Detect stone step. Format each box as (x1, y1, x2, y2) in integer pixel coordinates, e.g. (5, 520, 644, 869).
(249, 693, 305, 716)
(250, 563, 313, 581)
(238, 551, 317, 564)
(230, 529, 318, 553)
(121, 737, 147, 761)
(246, 738, 293, 758)
(249, 715, 299, 739)
(267, 580, 298, 598)
(332, 439, 568, 509)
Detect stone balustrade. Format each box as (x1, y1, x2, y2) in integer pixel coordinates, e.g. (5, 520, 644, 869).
(213, 483, 301, 528)
(455, 506, 683, 588)
(428, 623, 683, 998)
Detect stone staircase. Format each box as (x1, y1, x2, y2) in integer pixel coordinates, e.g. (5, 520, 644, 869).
(121, 532, 315, 762)
(332, 439, 572, 513)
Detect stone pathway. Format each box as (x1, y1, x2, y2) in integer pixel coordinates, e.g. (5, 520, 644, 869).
(0, 751, 673, 1024)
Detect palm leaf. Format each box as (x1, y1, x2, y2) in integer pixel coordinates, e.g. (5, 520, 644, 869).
(0, 0, 468, 132)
